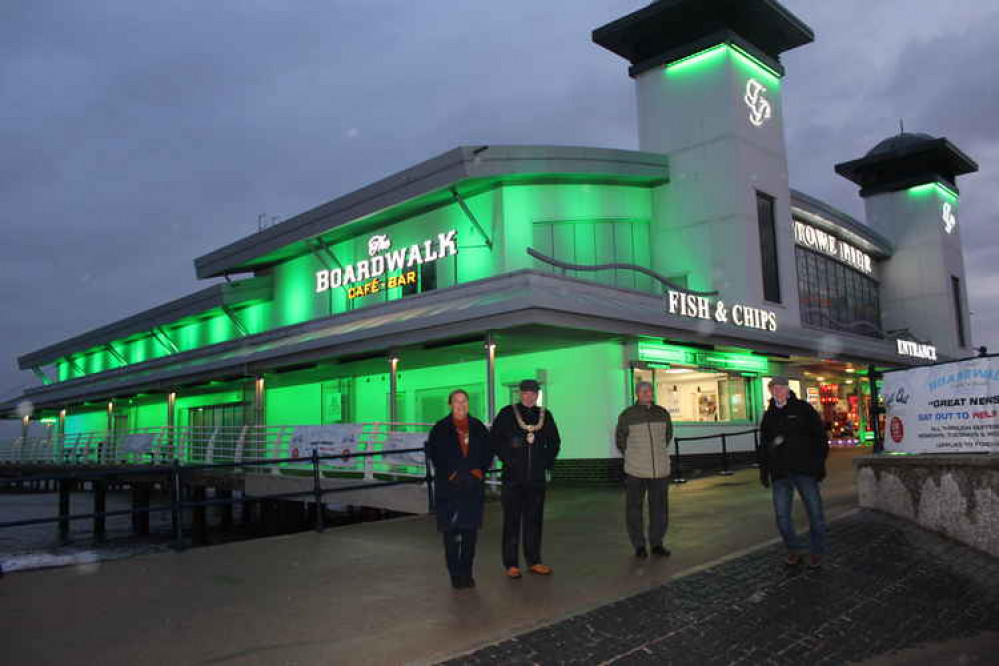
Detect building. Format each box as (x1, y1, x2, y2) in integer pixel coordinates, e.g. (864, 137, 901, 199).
(2, 0, 980, 478)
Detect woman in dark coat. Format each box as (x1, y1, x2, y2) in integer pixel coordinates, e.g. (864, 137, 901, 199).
(425, 389, 493, 589)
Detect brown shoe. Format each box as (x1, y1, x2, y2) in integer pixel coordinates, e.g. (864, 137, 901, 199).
(506, 566, 522, 579)
(528, 564, 553, 575)
(808, 554, 823, 569)
(784, 552, 804, 567)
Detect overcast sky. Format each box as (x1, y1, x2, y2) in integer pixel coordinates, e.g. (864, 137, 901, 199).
(2, 0, 997, 405)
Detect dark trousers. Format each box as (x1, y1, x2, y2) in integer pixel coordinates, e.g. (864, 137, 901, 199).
(625, 475, 669, 549)
(443, 529, 478, 578)
(772, 474, 827, 555)
(501, 482, 546, 568)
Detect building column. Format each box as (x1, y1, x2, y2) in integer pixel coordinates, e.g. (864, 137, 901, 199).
(485, 333, 497, 424)
(253, 377, 266, 426)
(58, 408, 67, 438)
(21, 415, 30, 441)
(388, 353, 400, 423)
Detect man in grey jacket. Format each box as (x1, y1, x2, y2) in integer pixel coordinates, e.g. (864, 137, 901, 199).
(615, 381, 674, 558)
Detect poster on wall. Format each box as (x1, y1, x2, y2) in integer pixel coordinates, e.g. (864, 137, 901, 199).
(883, 356, 999, 454)
(289, 425, 365, 468)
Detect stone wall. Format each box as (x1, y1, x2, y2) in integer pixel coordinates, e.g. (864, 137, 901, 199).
(854, 455, 999, 557)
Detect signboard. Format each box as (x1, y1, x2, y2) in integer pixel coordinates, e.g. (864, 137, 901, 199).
(793, 220, 873, 275)
(666, 290, 777, 332)
(896, 339, 937, 361)
(314, 230, 458, 295)
(379, 431, 426, 466)
(119, 433, 156, 454)
(883, 356, 999, 454)
(288, 425, 364, 468)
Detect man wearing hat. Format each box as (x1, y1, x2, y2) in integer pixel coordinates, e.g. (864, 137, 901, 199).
(758, 376, 830, 568)
(490, 379, 561, 578)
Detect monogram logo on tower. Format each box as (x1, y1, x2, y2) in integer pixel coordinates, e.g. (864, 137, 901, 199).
(744, 79, 772, 127)
(942, 202, 957, 234)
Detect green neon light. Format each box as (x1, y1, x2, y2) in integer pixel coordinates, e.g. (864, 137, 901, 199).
(907, 182, 958, 202)
(637, 341, 698, 365)
(699, 352, 770, 374)
(728, 43, 782, 86)
(665, 43, 781, 87)
(664, 44, 727, 73)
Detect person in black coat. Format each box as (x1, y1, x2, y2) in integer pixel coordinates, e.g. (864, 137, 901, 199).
(758, 376, 830, 568)
(425, 389, 493, 589)
(490, 379, 561, 578)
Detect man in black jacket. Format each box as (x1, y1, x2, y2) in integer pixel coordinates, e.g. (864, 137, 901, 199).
(490, 379, 561, 578)
(758, 376, 830, 568)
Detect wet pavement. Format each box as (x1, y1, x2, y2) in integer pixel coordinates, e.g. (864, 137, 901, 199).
(0, 449, 945, 666)
(441, 510, 999, 665)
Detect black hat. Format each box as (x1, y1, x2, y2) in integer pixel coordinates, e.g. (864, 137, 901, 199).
(519, 379, 541, 392)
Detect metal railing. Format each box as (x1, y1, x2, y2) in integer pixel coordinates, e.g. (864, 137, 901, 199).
(671, 428, 760, 484)
(0, 423, 434, 480)
(0, 446, 431, 551)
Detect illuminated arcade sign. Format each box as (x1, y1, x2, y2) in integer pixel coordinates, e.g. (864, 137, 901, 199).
(637, 341, 770, 374)
(666, 290, 777, 332)
(315, 230, 458, 295)
(793, 220, 873, 275)
(896, 339, 937, 361)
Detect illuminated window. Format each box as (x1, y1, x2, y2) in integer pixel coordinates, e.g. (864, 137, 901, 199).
(633, 367, 751, 423)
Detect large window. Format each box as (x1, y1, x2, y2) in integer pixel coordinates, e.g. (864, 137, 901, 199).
(952, 275, 966, 347)
(531, 219, 653, 292)
(757, 192, 781, 303)
(634, 367, 751, 423)
(795, 247, 881, 337)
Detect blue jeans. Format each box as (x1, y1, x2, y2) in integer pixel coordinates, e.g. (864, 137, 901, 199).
(772, 475, 827, 555)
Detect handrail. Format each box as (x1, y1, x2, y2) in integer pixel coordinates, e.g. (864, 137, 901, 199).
(670, 428, 760, 483)
(0, 445, 431, 550)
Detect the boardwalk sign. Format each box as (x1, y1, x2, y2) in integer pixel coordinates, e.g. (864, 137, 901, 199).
(883, 356, 999, 453)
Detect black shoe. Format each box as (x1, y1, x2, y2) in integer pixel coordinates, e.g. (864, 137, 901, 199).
(465, 576, 476, 588)
(651, 545, 671, 557)
(634, 546, 648, 558)
(451, 575, 466, 589)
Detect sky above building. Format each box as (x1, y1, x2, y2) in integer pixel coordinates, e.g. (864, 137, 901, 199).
(1, 0, 996, 403)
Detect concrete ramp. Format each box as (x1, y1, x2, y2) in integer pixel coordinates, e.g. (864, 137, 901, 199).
(242, 473, 430, 514)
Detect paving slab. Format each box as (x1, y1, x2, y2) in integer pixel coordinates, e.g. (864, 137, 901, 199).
(441, 511, 999, 666)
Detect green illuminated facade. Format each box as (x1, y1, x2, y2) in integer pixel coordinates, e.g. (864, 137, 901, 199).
(4, 0, 981, 474)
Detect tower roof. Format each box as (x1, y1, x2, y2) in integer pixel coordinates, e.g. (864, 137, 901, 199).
(835, 133, 978, 197)
(593, 0, 814, 77)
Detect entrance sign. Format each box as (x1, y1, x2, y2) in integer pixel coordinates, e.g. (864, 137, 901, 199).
(896, 339, 937, 361)
(315, 230, 458, 294)
(883, 356, 999, 454)
(666, 290, 777, 331)
(744, 79, 772, 127)
(793, 220, 873, 274)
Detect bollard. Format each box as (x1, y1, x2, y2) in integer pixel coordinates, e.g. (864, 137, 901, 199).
(719, 434, 733, 476)
(672, 437, 686, 484)
(311, 450, 324, 532)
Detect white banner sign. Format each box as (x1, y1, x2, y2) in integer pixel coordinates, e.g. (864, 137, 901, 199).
(379, 431, 427, 466)
(289, 425, 365, 468)
(883, 357, 999, 453)
(119, 433, 156, 454)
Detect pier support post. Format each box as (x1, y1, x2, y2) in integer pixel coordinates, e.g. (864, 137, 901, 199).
(58, 479, 72, 542)
(191, 486, 207, 544)
(93, 480, 107, 541)
(132, 482, 150, 535)
(217, 488, 233, 532)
